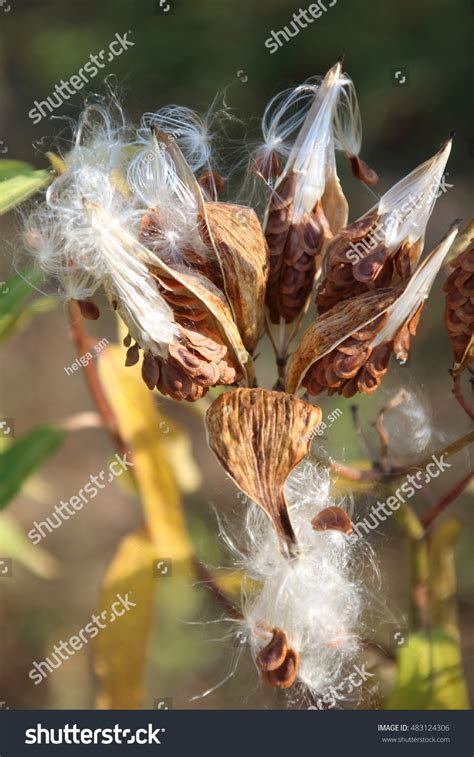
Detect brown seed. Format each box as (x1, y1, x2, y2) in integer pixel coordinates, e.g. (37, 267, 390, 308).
(141, 353, 160, 390)
(260, 648, 299, 689)
(256, 628, 288, 672)
(198, 171, 224, 197)
(311, 506, 353, 535)
(253, 150, 280, 181)
(349, 155, 379, 186)
(76, 299, 100, 320)
(125, 343, 140, 367)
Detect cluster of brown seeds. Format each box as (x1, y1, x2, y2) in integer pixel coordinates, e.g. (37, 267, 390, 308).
(316, 210, 421, 314)
(124, 270, 240, 401)
(301, 301, 423, 398)
(265, 173, 331, 324)
(443, 243, 474, 373)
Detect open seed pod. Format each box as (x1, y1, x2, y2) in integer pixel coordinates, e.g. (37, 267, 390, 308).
(287, 226, 458, 397)
(264, 61, 348, 325)
(205, 388, 322, 554)
(88, 202, 253, 400)
(140, 133, 269, 356)
(443, 231, 474, 375)
(199, 202, 269, 353)
(317, 137, 453, 314)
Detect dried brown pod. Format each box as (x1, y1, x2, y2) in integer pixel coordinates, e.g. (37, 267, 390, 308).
(317, 138, 452, 314)
(256, 628, 288, 672)
(288, 227, 459, 397)
(443, 235, 474, 375)
(311, 506, 353, 535)
(260, 648, 300, 689)
(264, 62, 348, 325)
(199, 202, 269, 352)
(205, 388, 322, 552)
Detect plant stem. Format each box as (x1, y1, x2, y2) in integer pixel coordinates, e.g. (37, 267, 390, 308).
(312, 431, 474, 482)
(68, 301, 129, 460)
(452, 374, 474, 421)
(67, 301, 236, 615)
(421, 473, 473, 530)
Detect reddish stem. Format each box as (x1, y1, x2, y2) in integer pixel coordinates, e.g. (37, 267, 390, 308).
(68, 300, 129, 459)
(421, 473, 473, 529)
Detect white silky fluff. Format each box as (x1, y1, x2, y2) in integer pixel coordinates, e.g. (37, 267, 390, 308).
(372, 226, 458, 357)
(377, 139, 452, 250)
(127, 130, 209, 266)
(223, 459, 370, 698)
(141, 103, 218, 176)
(257, 80, 320, 176)
(23, 101, 228, 351)
(332, 73, 363, 158)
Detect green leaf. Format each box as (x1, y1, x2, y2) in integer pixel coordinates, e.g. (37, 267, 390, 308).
(0, 169, 51, 215)
(0, 425, 64, 509)
(0, 512, 58, 578)
(0, 296, 57, 342)
(0, 267, 56, 342)
(0, 267, 43, 318)
(386, 629, 470, 709)
(0, 160, 37, 181)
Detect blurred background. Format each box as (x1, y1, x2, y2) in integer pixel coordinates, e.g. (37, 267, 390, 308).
(0, 0, 472, 709)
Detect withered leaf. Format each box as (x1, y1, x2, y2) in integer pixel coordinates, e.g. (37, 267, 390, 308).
(205, 388, 322, 550)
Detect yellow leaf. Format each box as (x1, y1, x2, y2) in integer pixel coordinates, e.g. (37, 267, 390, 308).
(160, 417, 202, 494)
(429, 518, 462, 640)
(98, 344, 193, 560)
(0, 512, 58, 579)
(93, 531, 156, 709)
